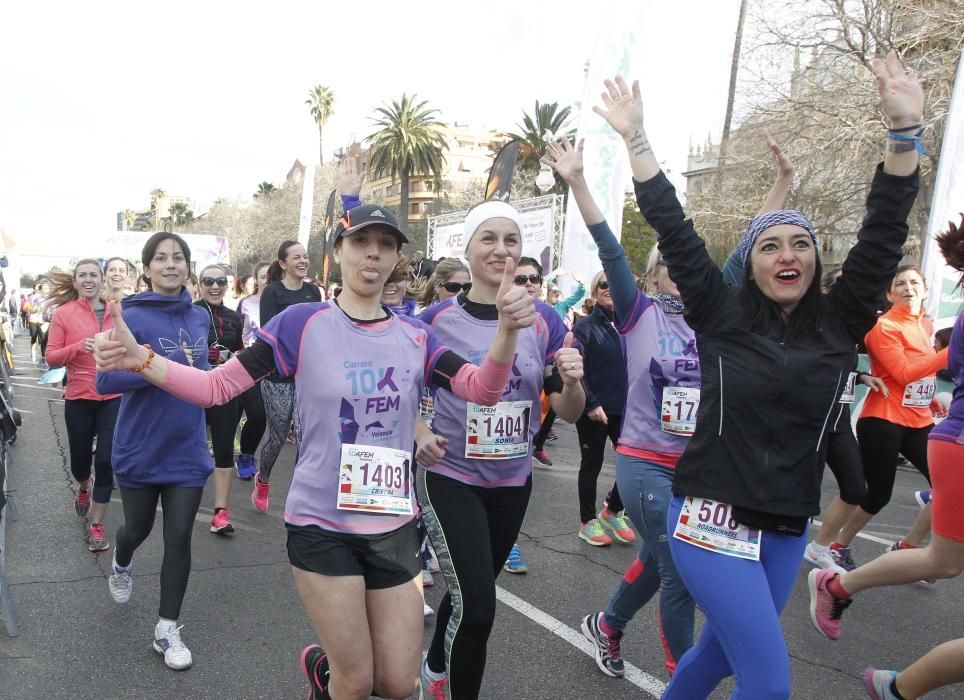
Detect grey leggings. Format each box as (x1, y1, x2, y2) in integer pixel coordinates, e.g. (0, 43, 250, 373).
(258, 380, 297, 482)
(114, 485, 204, 620)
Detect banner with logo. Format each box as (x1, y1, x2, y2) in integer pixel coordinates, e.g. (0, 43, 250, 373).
(432, 207, 553, 269)
(559, 3, 645, 287)
(921, 47, 964, 329)
(485, 140, 522, 202)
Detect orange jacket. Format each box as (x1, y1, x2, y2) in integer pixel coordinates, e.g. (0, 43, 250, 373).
(861, 305, 949, 428)
(45, 298, 121, 402)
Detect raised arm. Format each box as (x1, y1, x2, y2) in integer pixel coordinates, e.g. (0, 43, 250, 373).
(593, 76, 727, 331)
(829, 51, 923, 340)
(541, 138, 642, 325)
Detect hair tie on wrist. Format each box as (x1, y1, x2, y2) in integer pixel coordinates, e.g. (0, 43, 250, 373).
(888, 123, 922, 134)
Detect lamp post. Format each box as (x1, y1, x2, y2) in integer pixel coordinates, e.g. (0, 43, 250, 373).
(535, 163, 555, 195)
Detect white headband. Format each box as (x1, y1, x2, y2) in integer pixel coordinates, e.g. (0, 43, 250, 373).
(463, 201, 523, 253)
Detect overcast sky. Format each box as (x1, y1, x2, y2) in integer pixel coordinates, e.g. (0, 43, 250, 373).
(0, 0, 740, 245)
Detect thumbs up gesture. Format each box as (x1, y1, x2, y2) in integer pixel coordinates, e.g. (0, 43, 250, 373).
(495, 257, 536, 332)
(94, 300, 150, 372)
(554, 332, 583, 386)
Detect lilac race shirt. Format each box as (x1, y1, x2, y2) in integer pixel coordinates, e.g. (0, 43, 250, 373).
(257, 302, 447, 534)
(617, 293, 700, 467)
(930, 313, 964, 445)
(419, 297, 568, 487)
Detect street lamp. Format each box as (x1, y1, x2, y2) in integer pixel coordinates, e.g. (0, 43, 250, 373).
(535, 164, 555, 194)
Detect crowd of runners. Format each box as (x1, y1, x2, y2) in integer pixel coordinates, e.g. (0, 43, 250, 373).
(15, 54, 963, 699)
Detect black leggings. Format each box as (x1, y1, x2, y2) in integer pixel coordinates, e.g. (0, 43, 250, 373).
(114, 485, 204, 620)
(29, 322, 47, 357)
(238, 383, 266, 456)
(825, 427, 866, 506)
(856, 416, 932, 515)
(64, 398, 120, 504)
(418, 470, 532, 700)
(575, 412, 624, 523)
(206, 397, 240, 468)
(533, 407, 556, 451)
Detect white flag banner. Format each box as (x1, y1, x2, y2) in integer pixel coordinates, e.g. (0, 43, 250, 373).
(560, 3, 645, 289)
(297, 163, 316, 248)
(921, 48, 964, 330)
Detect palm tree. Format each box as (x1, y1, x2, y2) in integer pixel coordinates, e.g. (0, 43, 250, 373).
(306, 85, 335, 165)
(150, 188, 167, 229)
(367, 94, 448, 234)
(509, 101, 574, 172)
(169, 202, 194, 226)
(122, 209, 137, 230)
(256, 182, 276, 198)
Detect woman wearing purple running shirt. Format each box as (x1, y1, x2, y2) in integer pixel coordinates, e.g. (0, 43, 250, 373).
(416, 200, 586, 700)
(95, 204, 537, 700)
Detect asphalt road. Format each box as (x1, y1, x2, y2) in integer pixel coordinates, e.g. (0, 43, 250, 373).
(1, 332, 961, 699)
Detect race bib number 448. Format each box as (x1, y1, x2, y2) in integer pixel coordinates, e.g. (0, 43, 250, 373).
(903, 377, 936, 408)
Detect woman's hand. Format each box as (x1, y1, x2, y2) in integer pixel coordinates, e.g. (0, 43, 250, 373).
(858, 373, 889, 398)
(765, 132, 794, 181)
(587, 406, 608, 424)
(496, 257, 537, 331)
(541, 138, 584, 184)
(84, 337, 95, 353)
(416, 429, 448, 467)
(554, 333, 584, 386)
(337, 158, 366, 198)
(94, 301, 149, 372)
(592, 76, 645, 138)
(872, 50, 924, 130)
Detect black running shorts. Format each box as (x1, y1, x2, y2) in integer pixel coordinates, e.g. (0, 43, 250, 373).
(286, 519, 421, 590)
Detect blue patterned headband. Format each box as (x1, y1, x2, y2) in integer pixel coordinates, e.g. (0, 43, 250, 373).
(738, 210, 817, 265)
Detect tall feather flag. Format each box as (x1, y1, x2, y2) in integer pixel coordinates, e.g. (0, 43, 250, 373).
(322, 189, 337, 286)
(485, 140, 522, 202)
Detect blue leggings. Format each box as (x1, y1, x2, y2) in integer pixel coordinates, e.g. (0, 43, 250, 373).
(663, 497, 807, 700)
(604, 455, 694, 673)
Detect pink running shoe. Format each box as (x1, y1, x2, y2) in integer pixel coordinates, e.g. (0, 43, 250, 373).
(251, 472, 270, 513)
(210, 509, 235, 535)
(88, 523, 109, 552)
(75, 477, 93, 517)
(300, 644, 329, 700)
(808, 568, 852, 640)
(420, 660, 448, 700)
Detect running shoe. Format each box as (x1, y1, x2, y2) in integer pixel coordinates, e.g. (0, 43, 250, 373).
(422, 567, 434, 588)
(503, 543, 529, 574)
(532, 449, 552, 466)
(75, 478, 93, 517)
(914, 489, 931, 508)
(420, 659, 448, 700)
(580, 612, 624, 678)
(108, 557, 133, 603)
(235, 454, 256, 481)
(546, 429, 558, 441)
(597, 508, 636, 544)
(88, 523, 109, 553)
(804, 541, 845, 573)
(153, 624, 193, 670)
(863, 667, 900, 700)
(210, 509, 235, 535)
(425, 543, 441, 573)
(578, 519, 612, 547)
(301, 644, 329, 700)
(829, 542, 857, 572)
(423, 603, 435, 619)
(251, 472, 270, 512)
(808, 569, 851, 640)
(39, 359, 48, 370)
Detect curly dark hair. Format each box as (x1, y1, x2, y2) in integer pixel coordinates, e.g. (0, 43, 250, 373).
(936, 213, 964, 285)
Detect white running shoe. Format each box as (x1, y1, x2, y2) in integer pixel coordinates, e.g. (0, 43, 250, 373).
(153, 624, 193, 670)
(108, 559, 133, 603)
(423, 603, 435, 618)
(804, 541, 845, 573)
(422, 568, 434, 588)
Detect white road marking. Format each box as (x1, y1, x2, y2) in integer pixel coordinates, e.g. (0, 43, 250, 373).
(495, 585, 666, 697)
(811, 519, 894, 546)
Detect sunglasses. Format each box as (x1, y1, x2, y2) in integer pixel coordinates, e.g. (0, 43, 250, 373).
(596, 281, 610, 291)
(513, 274, 543, 286)
(201, 277, 229, 287)
(441, 281, 472, 294)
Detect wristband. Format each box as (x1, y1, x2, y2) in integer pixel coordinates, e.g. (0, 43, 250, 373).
(887, 127, 925, 155)
(130, 344, 155, 373)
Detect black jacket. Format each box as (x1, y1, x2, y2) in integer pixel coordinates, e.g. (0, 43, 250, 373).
(573, 305, 627, 416)
(195, 299, 243, 364)
(635, 165, 918, 520)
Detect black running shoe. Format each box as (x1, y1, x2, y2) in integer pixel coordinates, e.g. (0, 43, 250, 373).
(301, 644, 330, 699)
(581, 612, 624, 678)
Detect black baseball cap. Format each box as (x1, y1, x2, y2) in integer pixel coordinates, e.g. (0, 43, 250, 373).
(333, 204, 408, 244)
